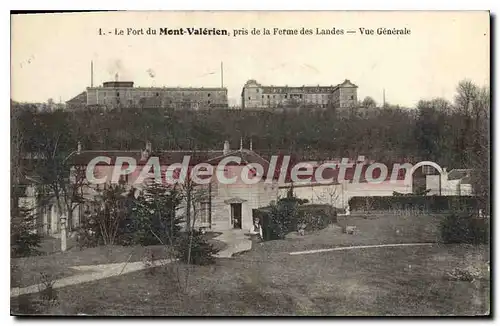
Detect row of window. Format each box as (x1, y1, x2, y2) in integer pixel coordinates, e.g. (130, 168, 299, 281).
(247, 95, 332, 101)
(254, 88, 334, 94)
(98, 91, 220, 97)
(250, 94, 333, 100)
(100, 99, 215, 106)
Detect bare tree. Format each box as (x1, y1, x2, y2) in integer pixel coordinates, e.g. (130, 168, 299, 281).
(361, 96, 377, 108)
(89, 183, 129, 246)
(454, 80, 490, 213)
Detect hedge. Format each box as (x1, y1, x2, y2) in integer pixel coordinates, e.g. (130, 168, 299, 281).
(348, 196, 479, 213)
(298, 204, 337, 230)
(440, 213, 489, 244)
(254, 203, 336, 241)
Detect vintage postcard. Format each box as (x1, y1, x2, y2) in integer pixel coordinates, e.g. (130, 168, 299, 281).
(10, 11, 490, 316)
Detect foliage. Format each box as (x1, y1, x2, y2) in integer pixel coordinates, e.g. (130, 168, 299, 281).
(348, 195, 479, 213)
(76, 215, 100, 249)
(446, 267, 482, 282)
(297, 204, 337, 230)
(440, 213, 489, 244)
(268, 201, 297, 240)
(38, 272, 58, 305)
(11, 80, 490, 246)
(22, 110, 86, 235)
(361, 96, 377, 108)
(174, 229, 220, 265)
(175, 229, 219, 265)
(11, 208, 42, 258)
(261, 195, 304, 241)
(84, 184, 130, 246)
(128, 183, 183, 246)
(12, 80, 489, 174)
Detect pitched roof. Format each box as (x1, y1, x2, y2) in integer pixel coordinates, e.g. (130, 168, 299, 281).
(447, 169, 472, 181)
(67, 148, 278, 179)
(68, 150, 225, 166)
(244, 79, 357, 94)
(66, 91, 87, 105)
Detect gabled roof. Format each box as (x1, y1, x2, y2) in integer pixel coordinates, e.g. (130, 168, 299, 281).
(66, 91, 87, 105)
(338, 79, 358, 88)
(67, 148, 278, 179)
(68, 150, 225, 166)
(204, 149, 275, 179)
(447, 169, 472, 181)
(243, 79, 357, 93)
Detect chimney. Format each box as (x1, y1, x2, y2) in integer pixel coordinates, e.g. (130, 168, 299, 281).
(223, 140, 230, 155)
(141, 141, 152, 161)
(77, 141, 82, 154)
(91, 61, 94, 88)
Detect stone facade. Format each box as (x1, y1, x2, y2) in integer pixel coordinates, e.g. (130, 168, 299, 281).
(23, 141, 279, 236)
(69, 81, 228, 110)
(241, 79, 358, 110)
(207, 166, 278, 232)
(279, 181, 412, 209)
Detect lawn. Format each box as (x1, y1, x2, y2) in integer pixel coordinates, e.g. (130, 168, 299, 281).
(250, 213, 446, 256)
(11, 243, 489, 316)
(11, 232, 227, 289)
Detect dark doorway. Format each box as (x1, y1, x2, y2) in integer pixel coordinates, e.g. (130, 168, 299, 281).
(231, 203, 242, 229)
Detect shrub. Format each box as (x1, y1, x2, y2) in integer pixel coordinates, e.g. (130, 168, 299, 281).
(266, 200, 299, 240)
(11, 209, 42, 258)
(297, 204, 336, 231)
(440, 213, 489, 244)
(127, 184, 183, 246)
(175, 230, 220, 265)
(38, 272, 58, 305)
(446, 267, 481, 282)
(76, 215, 100, 249)
(256, 194, 313, 241)
(349, 195, 480, 213)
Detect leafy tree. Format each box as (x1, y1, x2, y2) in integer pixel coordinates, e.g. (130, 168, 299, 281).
(131, 182, 183, 246)
(11, 208, 42, 258)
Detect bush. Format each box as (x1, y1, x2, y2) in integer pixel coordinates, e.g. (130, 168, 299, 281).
(440, 213, 489, 244)
(297, 204, 336, 231)
(266, 200, 300, 240)
(349, 195, 480, 213)
(75, 216, 100, 250)
(174, 230, 220, 265)
(11, 209, 42, 258)
(126, 184, 183, 246)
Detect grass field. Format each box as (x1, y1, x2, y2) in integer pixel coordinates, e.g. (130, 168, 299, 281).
(11, 244, 490, 316)
(11, 215, 490, 316)
(251, 213, 446, 256)
(11, 232, 226, 289)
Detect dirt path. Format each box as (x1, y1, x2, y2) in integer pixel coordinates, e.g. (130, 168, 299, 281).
(11, 259, 173, 298)
(289, 243, 436, 255)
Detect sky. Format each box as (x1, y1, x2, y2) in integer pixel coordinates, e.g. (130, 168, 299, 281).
(11, 11, 490, 107)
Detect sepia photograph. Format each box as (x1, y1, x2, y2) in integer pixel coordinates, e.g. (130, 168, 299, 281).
(10, 10, 490, 316)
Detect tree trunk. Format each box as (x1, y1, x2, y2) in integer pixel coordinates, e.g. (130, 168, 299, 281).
(54, 192, 67, 252)
(186, 186, 192, 230)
